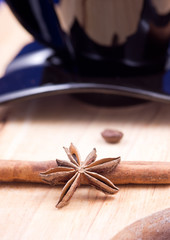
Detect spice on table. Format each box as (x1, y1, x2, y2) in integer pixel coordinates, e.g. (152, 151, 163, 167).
(101, 129, 123, 143)
(0, 160, 170, 185)
(40, 143, 120, 208)
(0, 146, 170, 208)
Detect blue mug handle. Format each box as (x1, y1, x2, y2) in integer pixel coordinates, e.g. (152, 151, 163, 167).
(6, 0, 72, 55)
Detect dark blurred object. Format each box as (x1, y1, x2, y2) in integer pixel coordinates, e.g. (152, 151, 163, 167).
(1, 41, 170, 105)
(1, 0, 170, 105)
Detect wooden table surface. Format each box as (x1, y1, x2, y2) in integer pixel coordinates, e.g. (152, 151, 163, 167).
(0, 3, 170, 240)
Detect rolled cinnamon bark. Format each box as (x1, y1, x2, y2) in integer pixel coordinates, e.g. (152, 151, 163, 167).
(0, 160, 170, 185)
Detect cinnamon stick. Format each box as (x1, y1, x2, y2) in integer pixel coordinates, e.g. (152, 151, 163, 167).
(0, 160, 169, 185)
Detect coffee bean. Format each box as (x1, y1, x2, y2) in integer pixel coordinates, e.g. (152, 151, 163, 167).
(101, 129, 123, 143)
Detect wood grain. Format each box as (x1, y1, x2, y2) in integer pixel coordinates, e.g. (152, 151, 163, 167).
(0, 3, 170, 240)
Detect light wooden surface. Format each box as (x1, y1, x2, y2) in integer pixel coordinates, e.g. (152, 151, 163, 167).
(0, 3, 170, 240)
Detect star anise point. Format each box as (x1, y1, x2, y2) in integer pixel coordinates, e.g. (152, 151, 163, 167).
(40, 143, 120, 208)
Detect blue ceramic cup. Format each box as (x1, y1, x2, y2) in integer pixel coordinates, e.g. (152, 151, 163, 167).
(2, 0, 170, 105)
(5, 0, 170, 74)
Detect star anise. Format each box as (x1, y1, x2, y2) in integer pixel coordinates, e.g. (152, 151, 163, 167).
(40, 143, 120, 208)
